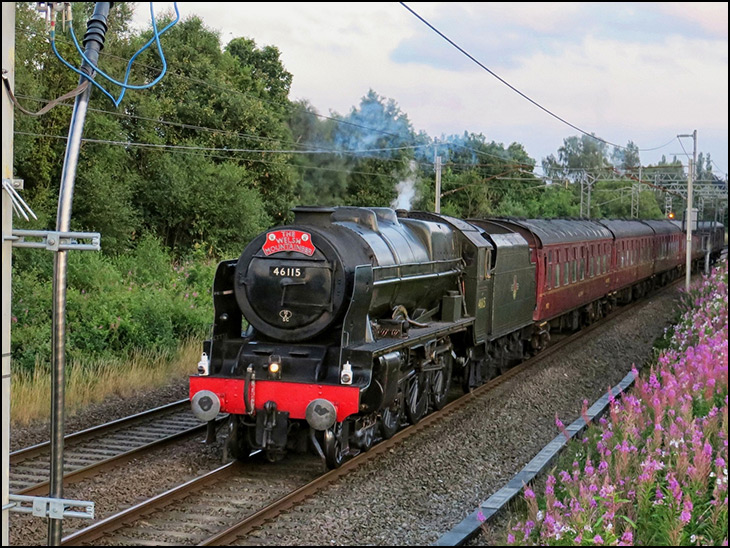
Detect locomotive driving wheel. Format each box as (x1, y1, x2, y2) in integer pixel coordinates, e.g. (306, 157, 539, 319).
(405, 371, 428, 424)
(430, 353, 453, 410)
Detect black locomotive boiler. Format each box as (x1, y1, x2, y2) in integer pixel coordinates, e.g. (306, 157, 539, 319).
(190, 205, 718, 468)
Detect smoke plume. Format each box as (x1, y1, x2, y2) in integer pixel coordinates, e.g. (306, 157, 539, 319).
(391, 160, 418, 210)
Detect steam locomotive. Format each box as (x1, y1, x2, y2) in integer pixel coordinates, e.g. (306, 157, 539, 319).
(189, 206, 724, 468)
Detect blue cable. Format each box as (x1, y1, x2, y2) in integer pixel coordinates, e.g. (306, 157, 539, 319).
(51, 3, 180, 107)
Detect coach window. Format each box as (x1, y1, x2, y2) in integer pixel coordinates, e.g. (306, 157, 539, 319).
(618, 243, 622, 268)
(620, 242, 625, 268)
(587, 246, 592, 277)
(564, 250, 570, 286)
(572, 249, 577, 283)
(555, 260, 560, 288)
(547, 251, 553, 289)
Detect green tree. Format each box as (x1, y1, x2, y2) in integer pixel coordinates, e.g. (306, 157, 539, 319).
(287, 99, 350, 205)
(13, 5, 297, 256)
(542, 134, 611, 183)
(334, 90, 418, 207)
(121, 15, 295, 250)
(429, 133, 540, 219)
(611, 140, 641, 170)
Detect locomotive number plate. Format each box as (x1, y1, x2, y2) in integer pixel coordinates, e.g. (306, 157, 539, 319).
(270, 266, 306, 278)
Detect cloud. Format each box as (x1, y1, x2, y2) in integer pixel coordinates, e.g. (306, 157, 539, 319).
(392, 3, 729, 71)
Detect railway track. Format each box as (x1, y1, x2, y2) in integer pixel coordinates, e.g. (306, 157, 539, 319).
(60, 281, 677, 546)
(61, 455, 323, 546)
(10, 399, 223, 496)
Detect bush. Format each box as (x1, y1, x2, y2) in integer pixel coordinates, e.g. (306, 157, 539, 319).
(11, 235, 216, 372)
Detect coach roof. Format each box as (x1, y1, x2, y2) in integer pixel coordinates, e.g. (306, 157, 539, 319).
(501, 218, 612, 246)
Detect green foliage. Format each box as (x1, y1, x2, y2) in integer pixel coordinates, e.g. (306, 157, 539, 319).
(11, 236, 215, 372)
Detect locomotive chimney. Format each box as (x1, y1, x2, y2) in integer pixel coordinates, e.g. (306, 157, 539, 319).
(292, 206, 335, 227)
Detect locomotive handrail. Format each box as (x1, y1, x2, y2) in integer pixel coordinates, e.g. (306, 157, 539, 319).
(372, 257, 462, 285)
(372, 269, 462, 287)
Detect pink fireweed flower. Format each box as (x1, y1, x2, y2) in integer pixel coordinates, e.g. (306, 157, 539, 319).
(545, 474, 556, 496)
(555, 414, 569, 440)
(667, 474, 683, 504)
(680, 496, 693, 524)
(654, 487, 664, 505)
(581, 399, 591, 424)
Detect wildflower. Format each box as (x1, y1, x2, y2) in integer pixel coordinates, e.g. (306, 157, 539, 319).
(680, 496, 693, 524)
(594, 534, 604, 544)
(476, 510, 486, 522)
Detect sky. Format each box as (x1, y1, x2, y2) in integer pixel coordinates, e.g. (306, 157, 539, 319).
(130, 2, 729, 178)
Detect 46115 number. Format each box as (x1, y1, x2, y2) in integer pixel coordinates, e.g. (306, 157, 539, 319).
(270, 266, 305, 277)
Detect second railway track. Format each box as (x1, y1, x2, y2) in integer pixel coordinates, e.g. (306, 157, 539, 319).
(10, 399, 224, 496)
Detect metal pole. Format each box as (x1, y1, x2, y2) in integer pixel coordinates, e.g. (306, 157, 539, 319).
(685, 157, 693, 291)
(48, 4, 112, 544)
(678, 130, 697, 292)
(2, 4, 15, 546)
(688, 130, 697, 290)
(434, 154, 442, 213)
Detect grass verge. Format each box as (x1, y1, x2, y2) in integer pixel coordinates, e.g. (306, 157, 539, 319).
(10, 339, 200, 426)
